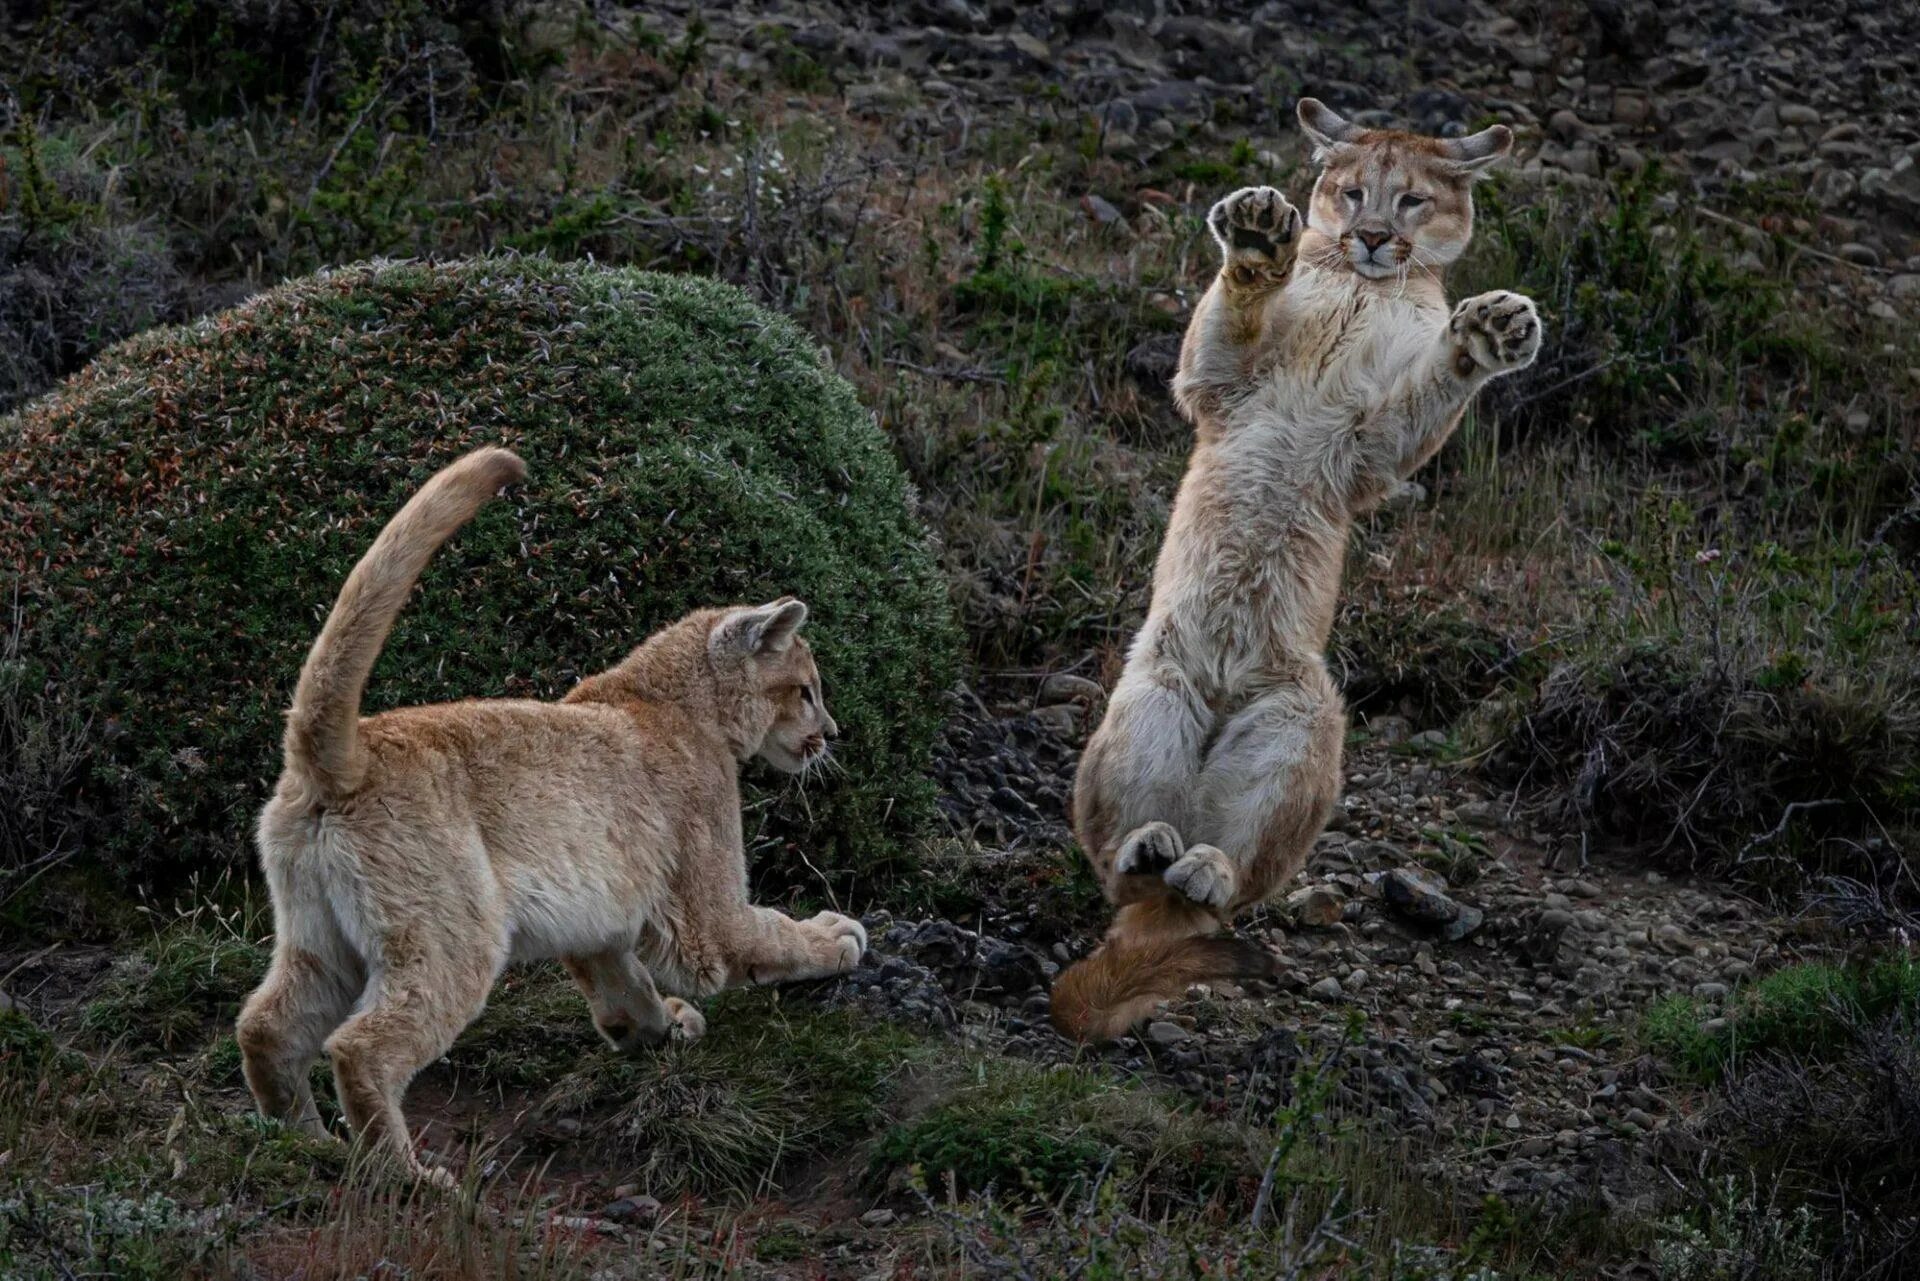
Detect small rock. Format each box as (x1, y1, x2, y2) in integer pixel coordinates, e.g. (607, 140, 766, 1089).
(1038, 673, 1105, 708)
(1286, 884, 1347, 928)
(1080, 193, 1124, 226)
(601, 1195, 662, 1224)
(1029, 704, 1080, 739)
(1611, 90, 1653, 128)
(1547, 109, 1588, 143)
(861, 1208, 898, 1228)
(1382, 866, 1485, 941)
(1309, 976, 1344, 1001)
(1145, 1019, 1190, 1046)
(1838, 242, 1881, 267)
(1366, 715, 1412, 745)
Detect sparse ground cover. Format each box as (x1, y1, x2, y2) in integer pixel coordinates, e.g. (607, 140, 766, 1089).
(4, 1, 1919, 1276)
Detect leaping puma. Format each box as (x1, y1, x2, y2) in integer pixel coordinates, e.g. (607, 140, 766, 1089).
(1054, 99, 1542, 1041)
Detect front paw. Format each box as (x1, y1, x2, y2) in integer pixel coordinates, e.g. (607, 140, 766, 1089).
(663, 997, 706, 1044)
(1449, 290, 1542, 376)
(1207, 186, 1302, 278)
(807, 911, 868, 972)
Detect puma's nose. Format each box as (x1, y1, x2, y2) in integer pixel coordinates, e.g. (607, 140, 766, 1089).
(1356, 228, 1391, 252)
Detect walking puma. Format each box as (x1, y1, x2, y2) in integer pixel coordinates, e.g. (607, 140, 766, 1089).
(1054, 99, 1542, 1041)
(235, 448, 865, 1180)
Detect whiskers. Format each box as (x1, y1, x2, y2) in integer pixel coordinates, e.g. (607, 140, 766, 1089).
(1301, 241, 1348, 274)
(793, 745, 842, 792)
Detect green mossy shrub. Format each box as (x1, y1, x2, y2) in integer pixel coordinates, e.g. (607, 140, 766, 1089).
(871, 1061, 1260, 1206)
(1642, 953, 1920, 1083)
(536, 991, 926, 1198)
(0, 258, 958, 894)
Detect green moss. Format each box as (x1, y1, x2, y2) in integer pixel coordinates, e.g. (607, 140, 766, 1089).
(537, 991, 928, 1198)
(871, 1061, 1259, 1206)
(0, 258, 958, 894)
(1642, 954, 1920, 1082)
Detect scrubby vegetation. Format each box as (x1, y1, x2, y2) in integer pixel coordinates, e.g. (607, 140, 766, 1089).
(0, 258, 956, 891)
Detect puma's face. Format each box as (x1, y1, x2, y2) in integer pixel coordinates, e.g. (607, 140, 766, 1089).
(754, 640, 836, 774)
(708, 598, 837, 773)
(1296, 98, 1511, 279)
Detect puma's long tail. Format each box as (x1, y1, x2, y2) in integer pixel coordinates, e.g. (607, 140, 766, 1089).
(281, 447, 527, 802)
(1050, 895, 1276, 1043)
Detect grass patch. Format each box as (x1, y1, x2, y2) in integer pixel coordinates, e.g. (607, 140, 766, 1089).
(1642, 952, 1920, 1082)
(874, 1059, 1262, 1208)
(80, 908, 266, 1056)
(445, 965, 604, 1092)
(538, 990, 928, 1199)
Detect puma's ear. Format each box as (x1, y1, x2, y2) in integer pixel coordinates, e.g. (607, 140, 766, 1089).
(1297, 98, 1363, 158)
(713, 597, 809, 657)
(1436, 124, 1513, 175)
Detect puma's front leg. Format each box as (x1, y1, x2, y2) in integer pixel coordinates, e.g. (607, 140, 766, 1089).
(1172, 186, 1303, 421)
(1356, 290, 1544, 495)
(725, 906, 867, 987)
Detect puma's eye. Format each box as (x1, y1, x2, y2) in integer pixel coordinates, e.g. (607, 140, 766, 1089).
(1343, 187, 1364, 203)
(799, 685, 814, 705)
(1399, 193, 1429, 209)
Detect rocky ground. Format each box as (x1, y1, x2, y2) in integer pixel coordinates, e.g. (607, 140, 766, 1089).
(670, 0, 1920, 283)
(843, 678, 1809, 1222)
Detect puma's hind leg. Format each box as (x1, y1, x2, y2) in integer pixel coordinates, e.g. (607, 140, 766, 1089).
(563, 949, 704, 1051)
(237, 941, 361, 1140)
(1178, 675, 1346, 912)
(238, 856, 364, 1140)
(1072, 672, 1212, 901)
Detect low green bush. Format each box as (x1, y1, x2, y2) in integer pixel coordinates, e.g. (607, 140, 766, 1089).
(871, 1061, 1259, 1206)
(1642, 953, 1920, 1082)
(537, 991, 926, 1197)
(0, 258, 958, 893)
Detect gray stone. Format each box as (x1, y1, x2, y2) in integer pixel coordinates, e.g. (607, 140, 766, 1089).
(1287, 884, 1346, 928)
(1038, 673, 1105, 707)
(1080, 193, 1124, 226)
(1382, 866, 1485, 941)
(1309, 976, 1344, 1000)
(601, 1194, 663, 1224)
(1146, 1019, 1190, 1045)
